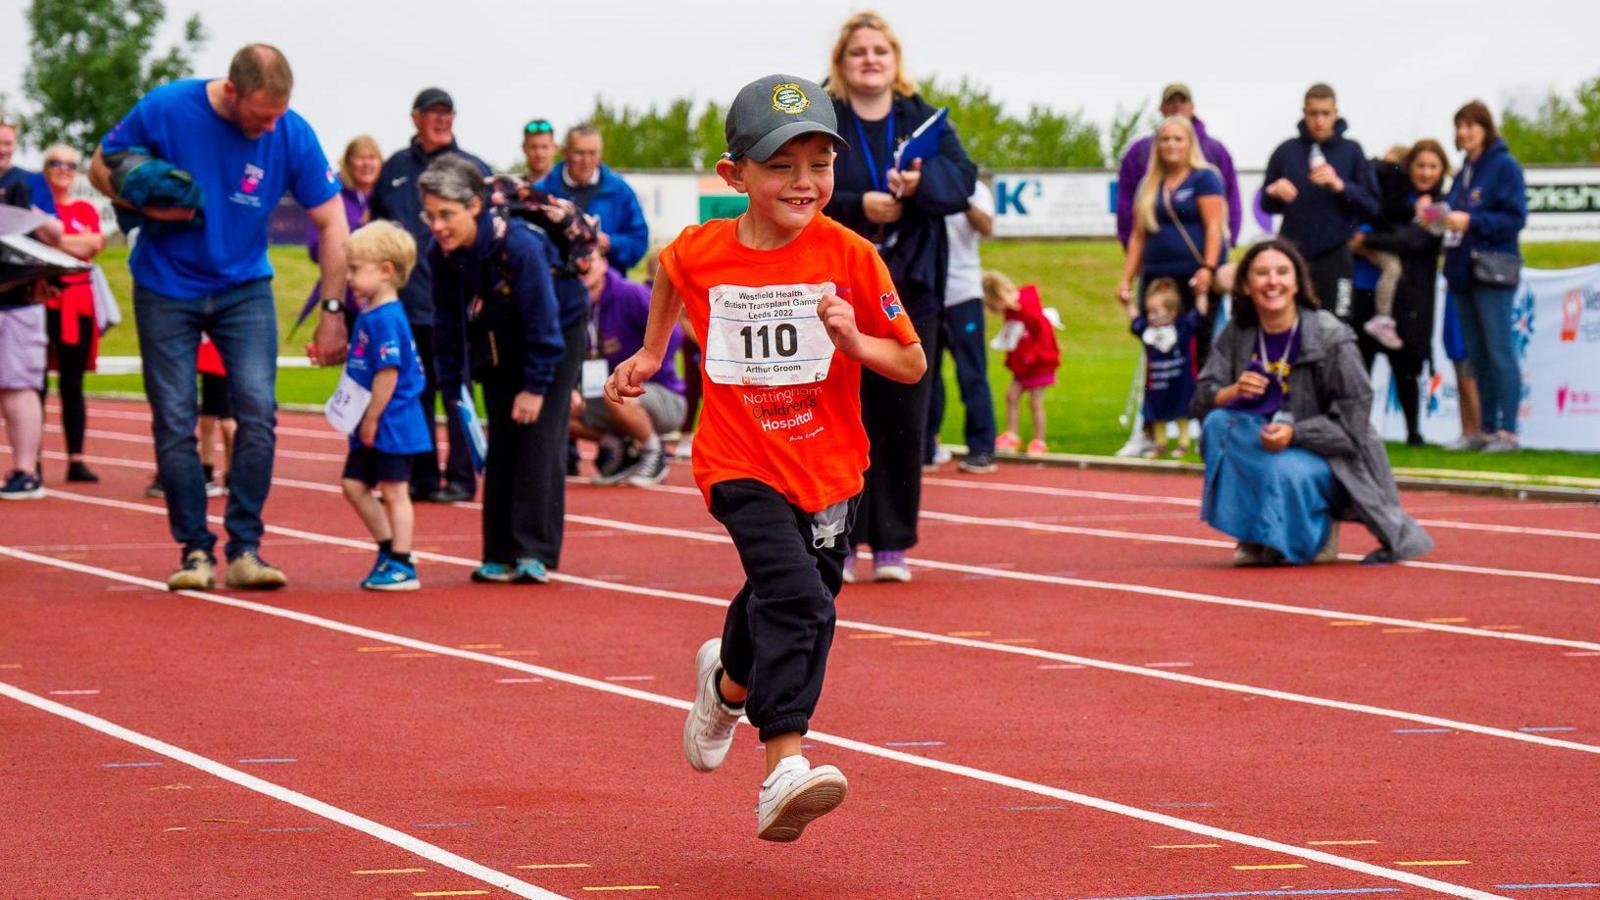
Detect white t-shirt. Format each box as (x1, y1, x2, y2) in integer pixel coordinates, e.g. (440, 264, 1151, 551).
(944, 180, 994, 307)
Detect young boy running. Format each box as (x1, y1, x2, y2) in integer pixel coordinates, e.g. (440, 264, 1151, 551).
(606, 74, 926, 842)
(337, 221, 431, 590)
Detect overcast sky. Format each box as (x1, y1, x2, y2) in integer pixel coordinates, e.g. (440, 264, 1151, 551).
(4, 0, 1598, 172)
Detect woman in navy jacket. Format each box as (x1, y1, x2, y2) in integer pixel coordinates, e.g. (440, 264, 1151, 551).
(823, 11, 978, 583)
(1442, 102, 1527, 453)
(421, 155, 585, 583)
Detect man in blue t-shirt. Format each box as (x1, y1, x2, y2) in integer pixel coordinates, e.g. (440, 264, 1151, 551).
(89, 43, 352, 592)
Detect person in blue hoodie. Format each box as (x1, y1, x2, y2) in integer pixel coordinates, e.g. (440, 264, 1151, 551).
(1442, 101, 1527, 453)
(420, 155, 585, 585)
(1261, 83, 1379, 324)
(537, 124, 649, 272)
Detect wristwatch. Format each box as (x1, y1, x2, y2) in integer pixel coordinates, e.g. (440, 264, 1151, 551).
(320, 298, 345, 315)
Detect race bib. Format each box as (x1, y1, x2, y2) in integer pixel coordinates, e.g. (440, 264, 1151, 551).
(324, 371, 372, 434)
(703, 282, 837, 387)
(580, 358, 609, 399)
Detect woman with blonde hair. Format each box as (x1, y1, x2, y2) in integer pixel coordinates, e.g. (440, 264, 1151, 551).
(303, 135, 381, 326)
(822, 10, 977, 583)
(1117, 115, 1227, 365)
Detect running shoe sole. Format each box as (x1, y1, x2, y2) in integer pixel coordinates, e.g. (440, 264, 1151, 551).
(362, 578, 421, 592)
(758, 767, 848, 843)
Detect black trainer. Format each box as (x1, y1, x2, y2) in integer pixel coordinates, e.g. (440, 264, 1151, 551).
(626, 446, 670, 486)
(958, 452, 998, 474)
(66, 461, 100, 483)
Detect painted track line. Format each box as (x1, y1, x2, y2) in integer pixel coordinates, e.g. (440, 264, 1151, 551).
(32, 450, 1599, 654)
(30, 491, 1600, 757)
(0, 545, 1512, 899)
(0, 679, 560, 899)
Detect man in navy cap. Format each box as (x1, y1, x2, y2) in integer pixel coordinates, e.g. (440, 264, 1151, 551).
(370, 87, 491, 503)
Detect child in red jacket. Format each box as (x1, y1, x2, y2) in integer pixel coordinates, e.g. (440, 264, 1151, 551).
(984, 270, 1061, 455)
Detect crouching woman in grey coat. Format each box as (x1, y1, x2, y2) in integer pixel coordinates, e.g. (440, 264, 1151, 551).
(1192, 238, 1433, 566)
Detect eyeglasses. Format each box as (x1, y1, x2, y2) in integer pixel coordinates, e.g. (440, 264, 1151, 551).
(45, 160, 79, 170)
(418, 207, 464, 226)
(524, 119, 553, 135)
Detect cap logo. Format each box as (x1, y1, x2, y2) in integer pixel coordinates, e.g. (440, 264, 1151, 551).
(772, 84, 810, 115)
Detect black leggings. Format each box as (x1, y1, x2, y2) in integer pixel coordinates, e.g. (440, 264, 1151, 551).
(46, 309, 94, 456)
(849, 310, 939, 552)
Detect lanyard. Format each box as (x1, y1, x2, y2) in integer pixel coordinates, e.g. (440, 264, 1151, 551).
(851, 107, 895, 193)
(1256, 316, 1300, 388)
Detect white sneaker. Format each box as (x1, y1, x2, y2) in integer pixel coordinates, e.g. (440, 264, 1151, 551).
(757, 756, 848, 842)
(683, 638, 741, 772)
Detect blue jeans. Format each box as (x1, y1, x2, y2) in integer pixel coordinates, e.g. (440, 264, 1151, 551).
(925, 298, 997, 458)
(1452, 282, 1521, 434)
(134, 279, 279, 559)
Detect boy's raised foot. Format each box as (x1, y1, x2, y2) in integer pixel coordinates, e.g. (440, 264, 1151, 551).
(757, 756, 847, 842)
(684, 638, 741, 772)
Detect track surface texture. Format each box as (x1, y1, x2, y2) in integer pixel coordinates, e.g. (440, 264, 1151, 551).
(3, 399, 1598, 898)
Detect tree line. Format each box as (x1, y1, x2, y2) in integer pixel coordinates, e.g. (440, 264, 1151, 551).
(6, 0, 1599, 171)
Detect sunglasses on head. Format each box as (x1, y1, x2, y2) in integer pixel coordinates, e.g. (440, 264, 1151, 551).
(524, 119, 553, 135)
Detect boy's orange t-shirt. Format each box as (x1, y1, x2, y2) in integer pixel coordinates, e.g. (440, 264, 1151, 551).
(658, 215, 919, 512)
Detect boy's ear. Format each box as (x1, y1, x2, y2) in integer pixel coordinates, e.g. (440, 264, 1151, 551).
(715, 156, 748, 195)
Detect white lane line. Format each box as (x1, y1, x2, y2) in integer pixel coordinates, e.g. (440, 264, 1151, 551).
(0, 680, 559, 899)
(65, 404, 347, 442)
(44, 425, 346, 463)
(0, 547, 1510, 899)
(922, 476, 1600, 541)
(24, 495, 1600, 756)
(25, 455, 1600, 653)
(917, 508, 1600, 588)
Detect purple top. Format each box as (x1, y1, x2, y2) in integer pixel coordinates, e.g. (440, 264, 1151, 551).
(593, 268, 685, 395)
(1228, 323, 1302, 419)
(1116, 116, 1242, 249)
(306, 182, 370, 307)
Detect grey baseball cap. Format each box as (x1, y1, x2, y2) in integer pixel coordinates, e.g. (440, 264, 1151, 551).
(724, 74, 848, 163)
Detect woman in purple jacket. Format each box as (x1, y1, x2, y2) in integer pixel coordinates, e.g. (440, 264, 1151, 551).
(305, 136, 381, 327)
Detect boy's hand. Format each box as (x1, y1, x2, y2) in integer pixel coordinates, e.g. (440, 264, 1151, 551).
(818, 293, 861, 355)
(606, 350, 661, 403)
(358, 418, 378, 448)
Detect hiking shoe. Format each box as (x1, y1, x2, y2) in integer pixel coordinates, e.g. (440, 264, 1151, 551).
(167, 549, 215, 591)
(362, 556, 420, 592)
(512, 558, 550, 584)
(1362, 315, 1404, 351)
(472, 562, 518, 583)
(1314, 526, 1341, 564)
(144, 477, 165, 498)
(958, 452, 997, 474)
(1026, 438, 1049, 456)
(1232, 542, 1267, 567)
(757, 756, 848, 843)
(873, 550, 911, 583)
(225, 552, 287, 590)
(626, 447, 670, 487)
(0, 469, 44, 500)
(995, 431, 1021, 452)
(683, 638, 742, 772)
(66, 461, 100, 483)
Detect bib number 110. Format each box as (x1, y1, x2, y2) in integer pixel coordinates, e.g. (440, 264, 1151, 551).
(740, 323, 799, 360)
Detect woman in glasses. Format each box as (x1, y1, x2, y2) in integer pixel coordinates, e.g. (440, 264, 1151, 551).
(39, 144, 106, 483)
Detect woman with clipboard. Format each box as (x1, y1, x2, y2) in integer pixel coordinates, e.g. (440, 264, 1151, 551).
(823, 11, 978, 583)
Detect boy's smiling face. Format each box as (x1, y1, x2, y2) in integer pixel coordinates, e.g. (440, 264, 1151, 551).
(719, 133, 836, 234)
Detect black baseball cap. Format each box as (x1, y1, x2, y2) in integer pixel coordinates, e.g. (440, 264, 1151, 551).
(412, 88, 454, 112)
(724, 74, 847, 163)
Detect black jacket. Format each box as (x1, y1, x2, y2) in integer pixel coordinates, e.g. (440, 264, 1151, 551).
(825, 93, 977, 319)
(1362, 169, 1446, 363)
(370, 137, 492, 326)
(1262, 119, 1380, 259)
(431, 213, 565, 400)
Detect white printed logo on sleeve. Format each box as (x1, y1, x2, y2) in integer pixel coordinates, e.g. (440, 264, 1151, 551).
(704, 282, 837, 387)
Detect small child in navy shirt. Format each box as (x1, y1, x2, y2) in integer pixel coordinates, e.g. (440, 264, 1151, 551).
(1130, 277, 1206, 457)
(338, 221, 432, 590)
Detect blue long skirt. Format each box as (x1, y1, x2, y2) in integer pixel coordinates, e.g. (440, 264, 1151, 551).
(1200, 409, 1333, 564)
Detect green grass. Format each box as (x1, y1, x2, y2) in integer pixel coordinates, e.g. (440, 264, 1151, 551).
(82, 242, 1600, 481)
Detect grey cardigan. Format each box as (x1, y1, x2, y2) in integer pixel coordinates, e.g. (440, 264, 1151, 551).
(1193, 309, 1434, 559)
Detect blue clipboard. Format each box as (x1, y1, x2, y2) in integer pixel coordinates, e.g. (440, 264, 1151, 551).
(893, 107, 948, 171)
(457, 385, 488, 473)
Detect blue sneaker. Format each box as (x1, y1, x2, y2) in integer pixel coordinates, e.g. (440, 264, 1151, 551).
(472, 562, 518, 583)
(512, 557, 550, 584)
(361, 557, 419, 592)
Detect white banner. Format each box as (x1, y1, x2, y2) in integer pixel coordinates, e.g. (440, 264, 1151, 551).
(1369, 265, 1600, 451)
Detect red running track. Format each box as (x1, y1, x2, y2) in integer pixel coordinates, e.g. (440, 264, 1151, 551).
(2, 398, 1598, 898)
